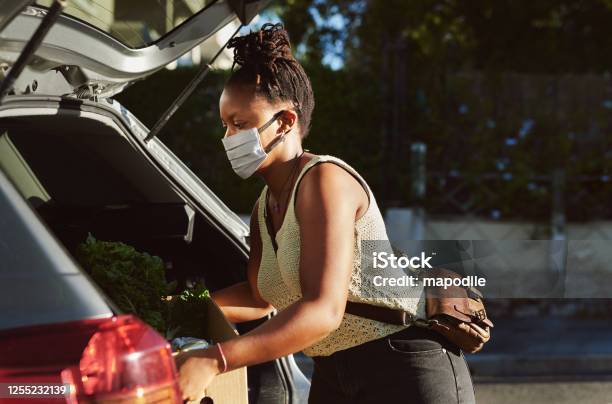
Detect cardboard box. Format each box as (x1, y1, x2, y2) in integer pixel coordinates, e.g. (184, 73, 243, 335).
(168, 295, 248, 403)
(196, 298, 248, 404)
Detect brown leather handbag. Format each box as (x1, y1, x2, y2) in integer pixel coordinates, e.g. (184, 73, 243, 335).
(419, 267, 494, 353)
(345, 267, 494, 353)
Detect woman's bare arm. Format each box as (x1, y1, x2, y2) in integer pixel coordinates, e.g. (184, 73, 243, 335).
(210, 201, 275, 323)
(201, 163, 368, 370)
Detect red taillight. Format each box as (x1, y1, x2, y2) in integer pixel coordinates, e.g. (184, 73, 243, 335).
(62, 315, 181, 403)
(0, 315, 181, 404)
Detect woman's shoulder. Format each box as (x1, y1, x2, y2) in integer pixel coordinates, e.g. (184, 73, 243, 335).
(298, 154, 357, 182)
(301, 153, 362, 176)
(301, 154, 369, 190)
(307, 153, 347, 165)
(295, 154, 371, 213)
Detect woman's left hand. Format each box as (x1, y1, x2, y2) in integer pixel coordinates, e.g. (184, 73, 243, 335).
(175, 348, 221, 402)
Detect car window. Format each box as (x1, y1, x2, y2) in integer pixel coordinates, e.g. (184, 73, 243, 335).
(35, 0, 216, 49)
(0, 131, 51, 204)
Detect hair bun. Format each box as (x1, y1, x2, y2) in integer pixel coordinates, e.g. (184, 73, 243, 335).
(227, 23, 294, 70)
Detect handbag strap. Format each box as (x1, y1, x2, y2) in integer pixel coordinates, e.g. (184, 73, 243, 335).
(344, 301, 422, 326)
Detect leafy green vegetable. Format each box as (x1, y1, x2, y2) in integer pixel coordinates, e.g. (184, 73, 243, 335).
(77, 235, 212, 339)
(167, 282, 210, 339)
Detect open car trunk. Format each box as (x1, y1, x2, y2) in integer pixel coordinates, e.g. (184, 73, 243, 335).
(0, 113, 245, 290)
(0, 106, 292, 404)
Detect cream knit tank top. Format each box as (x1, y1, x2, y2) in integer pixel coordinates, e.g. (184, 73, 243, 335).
(256, 155, 427, 357)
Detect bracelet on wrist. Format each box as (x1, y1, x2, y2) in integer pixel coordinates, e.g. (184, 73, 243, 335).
(216, 343, 228, 374)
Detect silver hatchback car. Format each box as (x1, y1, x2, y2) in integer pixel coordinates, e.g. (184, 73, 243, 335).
(0, 1, 309, 403)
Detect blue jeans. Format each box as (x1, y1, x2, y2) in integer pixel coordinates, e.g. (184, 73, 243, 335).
(308, 325, 476, 404)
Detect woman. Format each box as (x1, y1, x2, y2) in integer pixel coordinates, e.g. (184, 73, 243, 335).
(176, 23, 477, 404)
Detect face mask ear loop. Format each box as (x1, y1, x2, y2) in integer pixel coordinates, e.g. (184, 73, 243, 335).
(265, 128, 293, 153)
(257, 110, 285, 133)
(258, 110, 288, 153)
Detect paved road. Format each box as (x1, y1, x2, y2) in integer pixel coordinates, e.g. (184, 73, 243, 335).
(475, 378, 612, 404)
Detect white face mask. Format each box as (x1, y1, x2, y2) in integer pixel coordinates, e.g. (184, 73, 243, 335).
(222, 111, 287, 179)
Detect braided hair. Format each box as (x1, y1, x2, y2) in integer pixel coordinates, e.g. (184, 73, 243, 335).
(226, 23, 315, 139)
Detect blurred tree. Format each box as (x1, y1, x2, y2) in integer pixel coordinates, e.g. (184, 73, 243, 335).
(276, 0, 612, 220)
(278, 0, 612, 74)
(116, 0, 612, 220)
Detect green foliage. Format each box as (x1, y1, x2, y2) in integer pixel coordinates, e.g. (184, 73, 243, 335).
(115, 1, 612, 221)
(77, 235, 211, 338)
(279, 0, 612, 75)
(167, 282, 211, 339)
(280, 0, 612, 220)
(77, 234, 176, 334)
(301, 60, 386, 194)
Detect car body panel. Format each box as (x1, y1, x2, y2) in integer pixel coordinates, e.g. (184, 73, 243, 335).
(0, 167, 112, 330)
(0, 0, 32, 32)
(0, 0, 268, 98)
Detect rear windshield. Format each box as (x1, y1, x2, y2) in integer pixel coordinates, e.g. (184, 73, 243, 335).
(35, 0, 216, 49)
